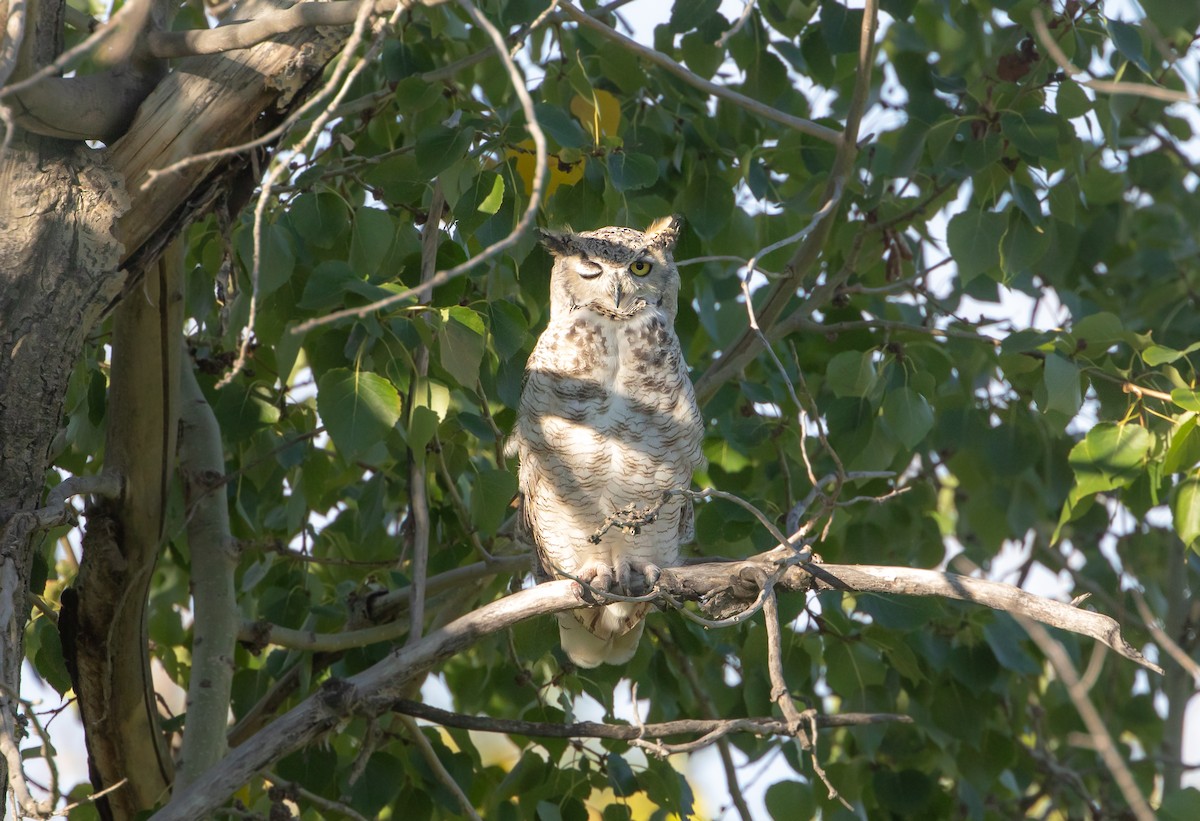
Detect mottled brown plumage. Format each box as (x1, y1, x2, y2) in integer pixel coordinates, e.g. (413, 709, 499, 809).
(508, 216, 706, 667)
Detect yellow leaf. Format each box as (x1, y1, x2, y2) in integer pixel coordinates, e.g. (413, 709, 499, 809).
(504, 140, 586, 198)
(570, 89, 622, 143)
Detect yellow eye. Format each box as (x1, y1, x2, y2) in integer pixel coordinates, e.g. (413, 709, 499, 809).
(630, 261, 652, 276)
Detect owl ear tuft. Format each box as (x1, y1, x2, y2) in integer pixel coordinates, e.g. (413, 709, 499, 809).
(537, 228, 575, 256)
(644, 215, 682, 252)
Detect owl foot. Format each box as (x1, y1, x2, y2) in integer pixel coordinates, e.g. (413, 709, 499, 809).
(573, 560, 615, 603)
(616, 558, 662, 596)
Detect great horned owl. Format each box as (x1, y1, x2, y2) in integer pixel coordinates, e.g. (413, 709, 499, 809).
(509, 216, 706, 667)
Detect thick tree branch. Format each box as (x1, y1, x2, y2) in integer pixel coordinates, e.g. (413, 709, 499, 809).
(64, 240, 182, 818)
(156, 549, 1156, 820)
(173, 342, 241, 792)
(145, 0, 419, 58)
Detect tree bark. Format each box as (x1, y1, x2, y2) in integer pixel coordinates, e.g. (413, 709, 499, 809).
(63, 248, 182, 818)
(0, 134, 128, 817)
(0, 1, 353, 815)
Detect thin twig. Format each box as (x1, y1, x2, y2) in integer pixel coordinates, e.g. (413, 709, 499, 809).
(1031, 9, 1196, 104)
(52, 777, 130, 818)
(399, 715, 484, 820)
(1133, 590, 1200, 683)
(406, 179, 445, 646)
(218, 0, 383, 387)
(558, 2, 840, 144)
(292, 0, 548, 334)
(1018, 616, 1155, 821)
(715, 0, 755, 49)
(263, 772, 370, 821)
(393, 699, 910, 743)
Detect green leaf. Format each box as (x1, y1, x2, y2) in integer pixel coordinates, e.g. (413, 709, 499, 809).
(476, 173, 505, 215)
(1055, 80, 1092, 119)
(607, 152, 659, 192)
(1160, 788, 1200, 821)
(606, 752, 637, 798)
(534, 103, 587, 148)
(251, 223, 296, 297)
(1105, 18, 1152, 74)
(438, 306, 486, 387)
(826, 350, 877, 398)
(1042, 354, 1082, 418)
(1000, 110, 1061, 161)
(1174, 389, 1200, 413)
(1068, 422, 1153, 494)
(680, 166, 735, 240)
(947, 209, 1007, 282)
(1071, 311, 1124, 347)
(765, 780, 815, 820)
(1164, 416, 1200, 474)
(316, 368, 402, 463)
(287, 192, 349, 250)
(415, 125, 477, 177)
(1171, 476, 1200, 550)
(1145, 341, 1200, 365)
(883, 387, 933, 448)
(470, 469, 518, 536)
(536, 802, 563, 821)
(350, 207, 396, 274)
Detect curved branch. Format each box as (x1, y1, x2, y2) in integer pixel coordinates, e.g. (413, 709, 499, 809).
(557, 1, 840, 145)
(694, 0, 879, 403)
(154, 550, 1157, 820)
(1031, 9, 1196, 104)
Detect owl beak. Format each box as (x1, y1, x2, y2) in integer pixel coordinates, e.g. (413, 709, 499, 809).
(613, 281, 624, 310)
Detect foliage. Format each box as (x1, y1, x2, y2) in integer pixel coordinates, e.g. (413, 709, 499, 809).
(27, 0, 1200, 817)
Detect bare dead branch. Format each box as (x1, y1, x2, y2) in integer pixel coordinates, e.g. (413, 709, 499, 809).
(219, 0, 381, 387)
(158, 549, 1158, 820)
(393, 699, 909, 742)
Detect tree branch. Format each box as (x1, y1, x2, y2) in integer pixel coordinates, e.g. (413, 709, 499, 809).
(173, 342, 241, 792)
(557, 1, 841, 145)
(1031, 9, 1196, 104)
(694, 0, 879, 403)
(292, 0, 548, 333)
(392, 699, 908, 741)
(155, 549, 1157, 820)
(145, 0, 418, 58)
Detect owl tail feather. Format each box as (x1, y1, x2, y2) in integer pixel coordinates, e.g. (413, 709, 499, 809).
(557, 603, 648, 668)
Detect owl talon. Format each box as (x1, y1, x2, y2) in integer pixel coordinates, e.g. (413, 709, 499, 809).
(616, 559, 662, 596)
(574, 561, 614, 603)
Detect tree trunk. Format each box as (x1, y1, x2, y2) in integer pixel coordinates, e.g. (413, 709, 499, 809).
(1, 0, 348, 814)
(0, 134, 128, 816)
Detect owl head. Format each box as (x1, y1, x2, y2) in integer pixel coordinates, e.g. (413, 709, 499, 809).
(538, 216, 683, 321)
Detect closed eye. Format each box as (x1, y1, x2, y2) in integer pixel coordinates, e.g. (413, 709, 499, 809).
(629, 261, 652, 276)
(577, 259, 603, 279)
